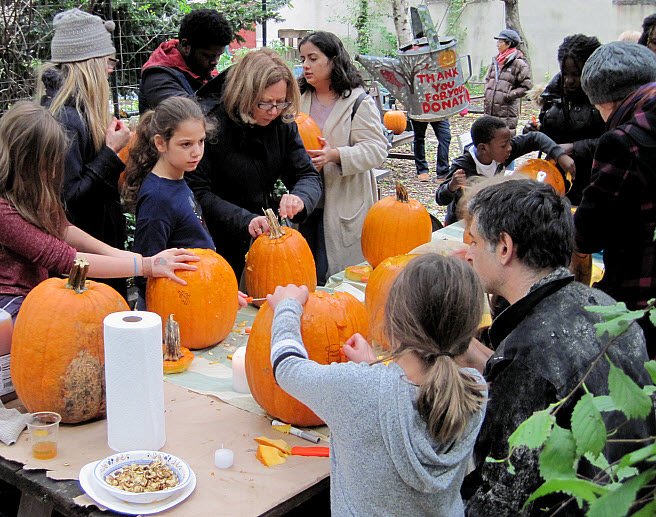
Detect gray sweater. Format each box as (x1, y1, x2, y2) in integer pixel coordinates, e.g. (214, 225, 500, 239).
(271, 299, 487, 516)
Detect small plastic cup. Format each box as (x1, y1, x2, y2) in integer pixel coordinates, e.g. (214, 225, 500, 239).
(27, 412, 61, 460)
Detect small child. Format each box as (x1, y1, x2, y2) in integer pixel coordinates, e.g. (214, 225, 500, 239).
(436, 115, 575, 224)
(267, 255, 487, 516)
(122, 97, 216, 306)
(0, 102, 198, 317)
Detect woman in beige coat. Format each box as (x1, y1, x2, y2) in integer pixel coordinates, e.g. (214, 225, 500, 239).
(298, 31, 388, 283)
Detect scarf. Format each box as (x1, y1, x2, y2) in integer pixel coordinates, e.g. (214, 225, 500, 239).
(496, 47, 518, 66)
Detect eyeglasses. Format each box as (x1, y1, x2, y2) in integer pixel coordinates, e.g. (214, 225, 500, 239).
(256, 101, 291, 112)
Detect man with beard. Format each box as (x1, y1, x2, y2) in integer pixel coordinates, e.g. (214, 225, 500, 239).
(138, 9, 233, 113)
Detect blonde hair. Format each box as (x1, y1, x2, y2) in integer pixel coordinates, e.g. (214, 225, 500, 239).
(618, 30, 641, 43)
(122, 97, 212, 211)
(384, 254, 486, 443)
(36, 57, 111, 152)
(0, 102, 69, 238)
(222, 48, 300, 125)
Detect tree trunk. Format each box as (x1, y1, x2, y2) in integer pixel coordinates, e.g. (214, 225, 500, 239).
(356, 0, 371, 54)
(501, 0, 531, 68)
(391, 0, 412, 47)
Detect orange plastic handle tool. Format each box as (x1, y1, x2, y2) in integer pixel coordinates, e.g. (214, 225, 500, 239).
(291, 446, 330, 457)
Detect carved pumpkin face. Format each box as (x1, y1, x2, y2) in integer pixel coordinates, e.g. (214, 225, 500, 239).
(437, 49, 456, 68)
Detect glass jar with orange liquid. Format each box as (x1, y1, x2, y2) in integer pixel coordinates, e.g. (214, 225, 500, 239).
(27, 412, 61, 460)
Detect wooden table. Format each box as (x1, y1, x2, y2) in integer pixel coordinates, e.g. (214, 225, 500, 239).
(0, 307, 331, 517)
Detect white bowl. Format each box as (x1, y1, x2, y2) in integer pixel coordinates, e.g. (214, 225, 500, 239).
(93, 450, 191, 504)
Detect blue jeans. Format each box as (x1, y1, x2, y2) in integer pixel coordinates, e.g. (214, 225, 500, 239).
(412, 119, 451, 178)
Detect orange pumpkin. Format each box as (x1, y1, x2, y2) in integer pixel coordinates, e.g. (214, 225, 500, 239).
(294, 112, 323, 151)
(246, 291, 368, 426)
(383, 110, 407, 135)
(244, 209, 317, 304)
(10, 259, 129, 423)
(117, 131, 136, 191)
(361, 183, 432, 268)
(147, 248, 238, 349)
(365, 254, 417, 350)
(162, 315, 194, 374)
(437, 49, 457, 68)
(509, 158, 566, 195)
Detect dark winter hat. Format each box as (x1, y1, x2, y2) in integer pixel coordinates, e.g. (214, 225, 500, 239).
(51, 8, 116, 63)
(494, 29, 521, 46)
(581, 41, 656, 105)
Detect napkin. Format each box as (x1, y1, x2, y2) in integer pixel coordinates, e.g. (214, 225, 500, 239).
(0, 399, 30, 445)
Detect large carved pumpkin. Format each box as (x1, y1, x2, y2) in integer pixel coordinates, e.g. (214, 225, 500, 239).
(11, 259, 129, 423)
(361, 183, 432, 268)
(510, 158, 566, 195)
(383, 110, 407, 135)
(246, 291, 368, 426)
(244, 209, 317, 304)
(294, 112, 322, 151)
(147, 248, 238, 349)
(365, 254, 417, 350)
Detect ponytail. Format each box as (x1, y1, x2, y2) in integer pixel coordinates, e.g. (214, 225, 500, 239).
(122, 110, 158, 211)
(384, 254, 487, 444)
(418, 356, 485, 443)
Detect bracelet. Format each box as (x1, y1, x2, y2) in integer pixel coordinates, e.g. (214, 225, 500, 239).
(133, 256, 138, 277)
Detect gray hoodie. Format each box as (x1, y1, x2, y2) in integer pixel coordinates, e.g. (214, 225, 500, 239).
(271, 299, 487, 516)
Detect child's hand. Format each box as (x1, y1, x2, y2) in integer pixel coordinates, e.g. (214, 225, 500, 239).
(149, 248, 199, 285)
(279, 194, 305, 219)
(248, 215, 270, 238)
(105, 117, 131, 153)
(267, 284, 309, 310)
(448, 169, 467, 192)
(238, 291, 249, 308)
(557, 154, 576, 179)
(342, 333, 377, 364)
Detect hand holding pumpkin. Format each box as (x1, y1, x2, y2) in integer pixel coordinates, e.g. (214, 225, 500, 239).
(556, 153, 576, 179)
(248, 215, 270, 238)
(307, 136, 339, 170)
(266, 284, 309, 309)
(149, 248, 199, 285)
(278, 194, 305, 219)
(342, 333, 376, 364)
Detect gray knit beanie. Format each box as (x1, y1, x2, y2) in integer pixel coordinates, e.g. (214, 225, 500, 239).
(51, 8, 116, 63)
(581, 41, 656, 105)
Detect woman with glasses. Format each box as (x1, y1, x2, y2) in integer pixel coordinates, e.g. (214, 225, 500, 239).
(187, 48, 322, 279)
(37, 8, 131, 299)
(297, 31, 388, 283)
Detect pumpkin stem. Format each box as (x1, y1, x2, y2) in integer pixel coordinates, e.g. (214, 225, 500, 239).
(264, 208, 285, 239)
(163, 314, 184, 361)
(395, 183, 409, 203)
(65, 258, 90, 294)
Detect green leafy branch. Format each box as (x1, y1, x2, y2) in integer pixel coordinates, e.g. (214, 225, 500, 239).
(487, 299, 656, 516)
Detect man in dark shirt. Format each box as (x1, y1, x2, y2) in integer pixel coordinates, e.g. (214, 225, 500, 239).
(138, 9, 233, 113)
(461, 179, 653, 516)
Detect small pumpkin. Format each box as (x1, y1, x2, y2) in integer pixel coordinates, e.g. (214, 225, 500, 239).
(509, 158, 566, 195)
(244, 209, 317, 305)
(162, 315, 194, 374)
(361, 183, 432, 268)
(147, 248, 238, 349)
(294, 112, 323, 151)
(365, 254, 418, 350)
(10, 259, 129, 423)
(246, 291, 368, 426)
(383, 110, 407, 135)
(437, 49, 457, 68)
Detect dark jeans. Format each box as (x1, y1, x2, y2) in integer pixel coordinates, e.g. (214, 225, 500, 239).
(412, 119, 451, 178)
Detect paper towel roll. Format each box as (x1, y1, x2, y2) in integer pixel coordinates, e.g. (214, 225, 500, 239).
(104, 311, 165, 451)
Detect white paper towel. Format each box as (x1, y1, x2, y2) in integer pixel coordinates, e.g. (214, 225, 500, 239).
(104, 311, 165, 451)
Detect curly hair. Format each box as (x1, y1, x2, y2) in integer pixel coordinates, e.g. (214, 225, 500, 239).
(557, 34, 601, 70)
(122, 97, 212, 211)
(179, 9, 233, 49)
(298, 31, 364, 98)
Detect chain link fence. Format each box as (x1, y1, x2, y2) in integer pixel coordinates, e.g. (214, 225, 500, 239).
(0, 0, 182, 116)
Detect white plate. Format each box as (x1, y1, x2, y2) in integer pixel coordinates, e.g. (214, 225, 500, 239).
(79, 460, 196, 515)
